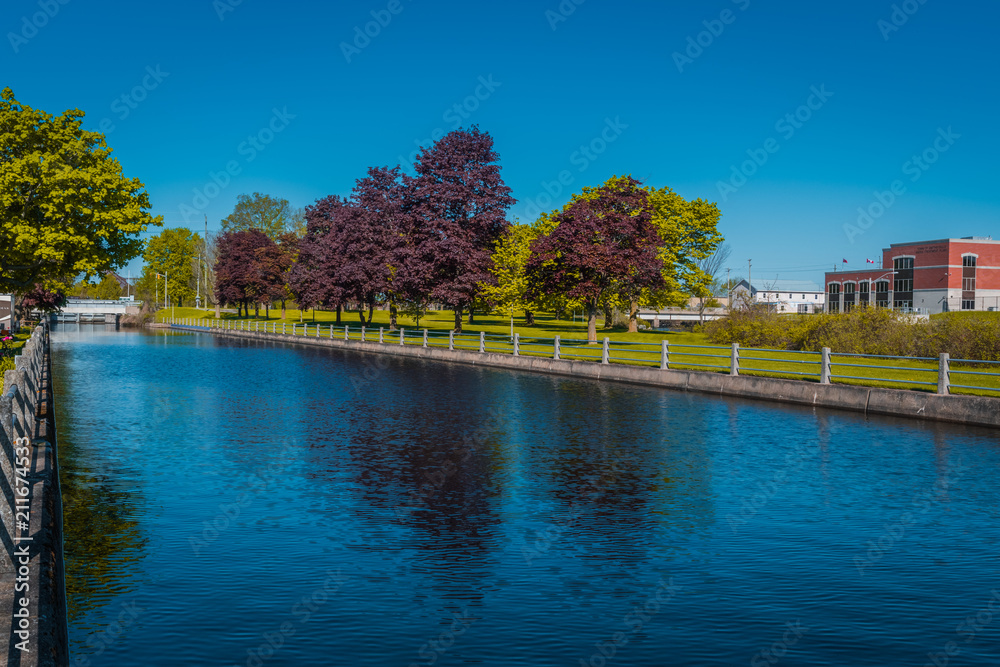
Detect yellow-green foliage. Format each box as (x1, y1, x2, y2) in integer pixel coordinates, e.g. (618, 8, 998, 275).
(0, 88, 162, 295)
(706, 307, 1000, 359)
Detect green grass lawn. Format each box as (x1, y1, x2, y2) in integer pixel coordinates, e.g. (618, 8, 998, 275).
(159, 307, 1000, 397)
(0, 330, 35, 394)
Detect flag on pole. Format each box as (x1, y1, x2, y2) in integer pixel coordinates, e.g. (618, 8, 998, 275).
(866, 258, 875, 264)
(842, 258, 848, 264)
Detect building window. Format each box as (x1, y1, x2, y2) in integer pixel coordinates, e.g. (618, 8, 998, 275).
(894, 300, 913, 310)
(798, 304, 809, 314)
(859, 282, 869, 294)
(963, 256, 977, 267)
(829, 302, 840, 313)
(962, 300, 975, 310)
(875, 280, 889, 293)
(828, 284, 840, 295)
(844, 283, 855, 294)
(894, 279, 913, 292)
(963, 277, 976, 291)
(844, 302, 854, 312)
(894, 257, 914, 270)
(876, 300, 889, 308)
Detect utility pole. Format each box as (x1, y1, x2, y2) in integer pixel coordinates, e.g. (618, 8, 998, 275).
(727, 267, 731, 310)
(204, 214, 209, 312)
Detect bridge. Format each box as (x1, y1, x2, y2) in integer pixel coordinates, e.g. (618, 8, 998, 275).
(45, 299, 144, 324)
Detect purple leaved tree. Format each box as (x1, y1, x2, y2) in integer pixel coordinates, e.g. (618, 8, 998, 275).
(526, 176, 664, 343)
(407, 127, 514, 333)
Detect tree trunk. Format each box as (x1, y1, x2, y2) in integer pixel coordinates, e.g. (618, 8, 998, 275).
(358, 306, 366, 324)
(603, 303, 614, 329)
(265, 303, 270, 319)
(254, 302, 259, 318)
(587, 302, 598, 343)
(367, 303, 374, 326)
(215, 302, 220, 319)
(453, 305, 464, 334)
(628, 300, 639, 333)
(524, 310, 535, 326)
(280, 299, 286, 321)
(336, 303, 342, 324)
(389, 299, 398, 330)
(468, 308, 475, 324)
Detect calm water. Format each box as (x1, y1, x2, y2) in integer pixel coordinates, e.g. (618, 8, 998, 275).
(54, 326, 1000, 666)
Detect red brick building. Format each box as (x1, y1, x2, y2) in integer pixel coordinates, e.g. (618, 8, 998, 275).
(825, 237, 1000, 314)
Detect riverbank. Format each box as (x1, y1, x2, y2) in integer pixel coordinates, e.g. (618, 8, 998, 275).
(172, 323, 1000, 430)
(1, 325, 69, 665)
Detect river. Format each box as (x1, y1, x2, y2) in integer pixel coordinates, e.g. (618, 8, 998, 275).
(53, 326, 1000, 666)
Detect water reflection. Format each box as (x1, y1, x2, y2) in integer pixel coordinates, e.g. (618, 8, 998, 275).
(53, 327, 1000, 666)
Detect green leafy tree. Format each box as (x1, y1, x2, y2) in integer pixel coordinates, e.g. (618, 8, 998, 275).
(137, 228, 201, 308)
(94, 273, 123, 300)
(221, 193, 292, 240)
(0, 88, 161, 317)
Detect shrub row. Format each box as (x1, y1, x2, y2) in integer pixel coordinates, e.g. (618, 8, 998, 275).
(704, 307, 1000, 360)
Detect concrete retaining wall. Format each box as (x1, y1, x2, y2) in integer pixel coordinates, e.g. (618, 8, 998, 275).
(174, 325, 1000, 429)
(0, 325, 69, 665)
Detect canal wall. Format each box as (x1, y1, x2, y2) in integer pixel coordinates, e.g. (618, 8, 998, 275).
(174, 325, 1000, 429)
(0, 325, 69, 666)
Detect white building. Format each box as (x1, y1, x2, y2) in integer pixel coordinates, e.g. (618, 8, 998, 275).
(731, 280, 825, 314)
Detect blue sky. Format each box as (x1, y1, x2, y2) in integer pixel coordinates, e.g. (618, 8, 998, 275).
(3, 0, 998, 286)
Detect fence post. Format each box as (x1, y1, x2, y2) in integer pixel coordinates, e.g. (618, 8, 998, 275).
(554, 335, 560, 360)
(361, 326, 366, 342)
(449, 331, 454, 351)
(400, 328, 405, 346)
(821, 347, 831, 384)
(937, 353, 950, 395)
(283, 322, 286, 335)
(316, 324, 320, 338)
(423, 329, 428, 348)
(514, 333, 520, 357)
(602, 338, 610, 365)
(379, 327, 384, 344)
(730, 343, 740, 376)
(660, 340, 670, 370)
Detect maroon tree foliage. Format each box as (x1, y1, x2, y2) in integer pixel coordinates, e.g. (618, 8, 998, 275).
(287, 196, 350, 319)
(214, 229, 275, 317)
(407, 126, 514, 333)
(526, 176, 664, 342)
(21, 284, 67, 316)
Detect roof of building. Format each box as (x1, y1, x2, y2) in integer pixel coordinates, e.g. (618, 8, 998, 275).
(888, 236, 998, 247)
(736, 279, 823, 293)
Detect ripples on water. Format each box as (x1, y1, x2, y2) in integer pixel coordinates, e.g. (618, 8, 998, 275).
(54, 326, 1000, 665)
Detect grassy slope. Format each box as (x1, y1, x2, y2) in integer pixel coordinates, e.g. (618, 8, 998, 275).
(158, 307, 999, 397)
